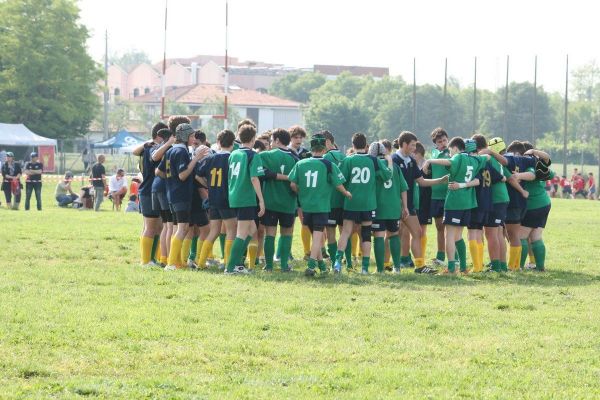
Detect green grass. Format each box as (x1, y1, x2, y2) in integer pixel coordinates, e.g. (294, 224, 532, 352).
(1, 185, 600, 399)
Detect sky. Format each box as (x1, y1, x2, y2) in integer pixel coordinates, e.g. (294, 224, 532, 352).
(79, 0, 600, 93)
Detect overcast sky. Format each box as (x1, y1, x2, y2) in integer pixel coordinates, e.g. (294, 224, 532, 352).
(79, 0, 599, 93)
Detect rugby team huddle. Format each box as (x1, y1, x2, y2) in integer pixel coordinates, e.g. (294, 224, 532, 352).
(133, 115, 554, 276)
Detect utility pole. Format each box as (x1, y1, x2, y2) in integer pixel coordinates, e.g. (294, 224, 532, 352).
(563, 55, 569, 177)
(473, 57, 478, 133)
(443, 58, 447, 128)
(532, 55, 538, 146)
(412, 57, 417, 133)
(103, 30, 109, 140)
(504, 55, 509, 139)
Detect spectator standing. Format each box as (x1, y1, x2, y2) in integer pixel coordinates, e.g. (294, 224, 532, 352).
(55, 171, 79, 207)
(91, 154, 107, 211)
(587, 172, 596, 200)
(108, 168, 128, 211)
(572, 174, 587, 199)
(24, 152, 43, 211)
(1, 152, 22, 209)
(559, 176, 572, 199)
(0, 148, 6, 169)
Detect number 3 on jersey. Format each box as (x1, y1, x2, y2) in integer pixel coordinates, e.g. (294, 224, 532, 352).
(351, 167, 370, 184)
(304, 170, 318, 187)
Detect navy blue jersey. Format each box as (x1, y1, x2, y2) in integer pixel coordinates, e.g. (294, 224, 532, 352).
(159, 144, 193, 204)
(392, 152, 423, 211)
(474, 160, 504, 212)
(504, 154, 536, 208)
(139, 143, 160, 196)
(419, 165, 432, 211)
(197, 151, 231, 209)
(151, 143, 170, 193)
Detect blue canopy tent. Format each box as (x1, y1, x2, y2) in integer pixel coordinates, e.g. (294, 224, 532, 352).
(92, 130, 147, 151)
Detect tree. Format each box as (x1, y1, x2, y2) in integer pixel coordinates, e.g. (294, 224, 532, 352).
(0, 0, 102, 139)
(109, 49, 151, 70)
(304, 95, 369, 146)
(571, 61, 600, 102)
(271, 72, 326, 103)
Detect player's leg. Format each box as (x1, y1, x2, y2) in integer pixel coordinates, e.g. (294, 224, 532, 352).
(467, 227, 483, 272)
(334, 218, 355, 273)
(278, 214, 295, 272)
(399, 222, 411, 267)
(198, 211, 222, 269)
(434, 217, 446, 264)
(263, 210, 277, 271)
(167, 206, 191, 269)
(223, 216, 237, 268)
(445, 225, 461, 273)
(529, 228, 546, 271)
(24, 182, 33, 211)
(226, 207, 257, 273)
(359, 220, 373, 274)
(402, 215, 429, 272)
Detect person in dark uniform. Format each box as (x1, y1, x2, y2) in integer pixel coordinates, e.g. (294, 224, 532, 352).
(24, 152, 44, 210)
(1, 152, 22, 209)
(90, 154, 107, 211)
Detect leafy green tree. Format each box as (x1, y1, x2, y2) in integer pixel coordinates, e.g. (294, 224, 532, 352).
(305, 95, 369, 146)
(0, 0, 102, 138)
(271, 72, 326, 103)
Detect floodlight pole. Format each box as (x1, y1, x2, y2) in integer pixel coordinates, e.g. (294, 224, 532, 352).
(472, 56, 478, 134)
(103, 30, 109, 140)
(443, 57, 447, 128)
(532, 55, 537, 146)
(504, 55, 509, 139)
(563, 55, 569, 177)
(160, 0, 168, 120)
(412, 57, 416, 133)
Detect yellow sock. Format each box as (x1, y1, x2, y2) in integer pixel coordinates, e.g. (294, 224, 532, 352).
(194, 240, 204, 264)
(197, 240, 213, 269)
(384, 261, 392, 268)
(477, 242, 484, 271)
(414, 257, 425, 268)
(224, 239, 233, 266)
(168, 237, 183, 267)
(181, 238, 192, 264)
(469, 240, 480, 272)
(154, 242, 161, 261)
(420, 235, 428, 260)
(248, 240, 258, 268)
(301, 225, 311, 255)
(141, 236, 153, 264)
(508, 246, 521, 271)
(529, 252, 536, 264)
(351, 232, 360, 257)
(160, 255, 168, 265)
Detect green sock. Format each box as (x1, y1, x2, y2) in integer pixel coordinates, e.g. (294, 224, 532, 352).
(520, 239, 529, 268)
(531, 240, 545, 270)
(275, 236, 282, 260)
(500, 261, 508, 272)
(317, 259, 327, 272)
(448, 260, 457, 273)
(400, 255, 408, 265)
(456, 239, 467, 271)
(389, 235, 401, 268)
(335, 249, 345, 262)
(362, 256, 370, 272)
(226, 237, 246, 272)
(345, 246, 353, 267)
(436, 251, 445, 262)
(491, 259, 501, 272)
(307, 258, 317, 270)
(150, 234, 160, 262)
(280, 236, 292, 271)
(408, 254, 414, 266)
(327, 242, 337, 261)
(189, 236, 199, 261)
(219, 233, 226, 259)
(374, 237, 385, 273)
(264, 235, 275, 270)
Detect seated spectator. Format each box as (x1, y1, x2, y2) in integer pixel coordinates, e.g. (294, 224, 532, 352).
(125, 194, 139, 213)
(129, 176, 141, 203)
(108, 168, 128, 211)
(55, 171, 79, 207)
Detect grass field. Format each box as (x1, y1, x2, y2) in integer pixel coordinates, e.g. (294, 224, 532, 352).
(1, 185, 599, 399)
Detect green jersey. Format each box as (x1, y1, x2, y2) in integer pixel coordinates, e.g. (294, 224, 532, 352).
(375, 163, 408, 220)
(228, 147, 264, 208)
(444, 153, 487, 210)
(524, 168, 554, 210)
(431, 148, 451, 200)
(259, 148, 298, 214)
(340, 153, 392, 212)
(323, 149, 346, 209)
(288, 156, 345, 213)
(489, 157, 510, 204)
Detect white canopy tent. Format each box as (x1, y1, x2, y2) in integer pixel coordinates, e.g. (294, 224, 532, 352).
(0, 123, 57, 146)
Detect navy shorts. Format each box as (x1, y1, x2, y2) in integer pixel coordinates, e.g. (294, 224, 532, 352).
(372, 219, 400, 233)
(506, 207, 527, 224)
(430, 199, 445, 218)
(468, 208, 485, 230)
(418, 208, 432, 225)
(522, 205, 551, 229)
(343, 210, 373, 223)
(152, 191, 169, 211)
(235, 206, 258, 221)
(443, 209, 471, 227)
(209, 207, 236, 220)
(485, 202, 508, 227)
(262, 210, 295, 228)
(170, 202, 191, 224)
(327, 208, 343, 227)
(139, 194, 159, 218)
(191, 210, 209, 227)
(302, 212, 328, 232)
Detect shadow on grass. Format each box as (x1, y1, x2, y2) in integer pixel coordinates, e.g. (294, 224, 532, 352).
(180, 265, 599, 289)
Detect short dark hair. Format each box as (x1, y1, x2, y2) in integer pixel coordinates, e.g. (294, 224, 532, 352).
(522, 141, 534, 151)
(238, 124, 257, 144)
(398, 131, 418, 147)
(392, 138, 400, 149)
(152, 122, 168, 139)
(237, 118, 256, 129)
(167, 115, 191, 133)
(430, 127, 448, 143)
(506, 140, 525, 155)
(471, 133, 488, 150)
(310, 133, 327, 152)
(321, 130, 335, 145)
(157, 128, 172, 141)
(217, 129, 235, 148)
(380, 139, 392, 152)
(253, 140, 266, 152)
(289, 125, 307, 138)
(448, 136, 465, 151)
(271, 128, 290, 146)
(258, 132, 271, 143)
(414, 141, 426, 156)
(194, 130, 207, 143)
(351, 133, 367, 149)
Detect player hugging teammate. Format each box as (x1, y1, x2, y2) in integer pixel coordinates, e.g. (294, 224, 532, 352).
(134, 119, 555, 275)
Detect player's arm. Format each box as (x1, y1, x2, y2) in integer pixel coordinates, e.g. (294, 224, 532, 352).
(507, 174, 530, 198)
(401, 191, 409, 220)
(335, 184, 352, 199)
(151, 136, 176, 162)
(416, 174, 449, 187)
(179, 147, 209, 181)
(290, 182, 298, 193)
(479, 148, 507, 165)
(251, 176, 265, 217)
(132, 141, 151, 156)
(513, 171, 536, 181)
(448, 178, 480, 191)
